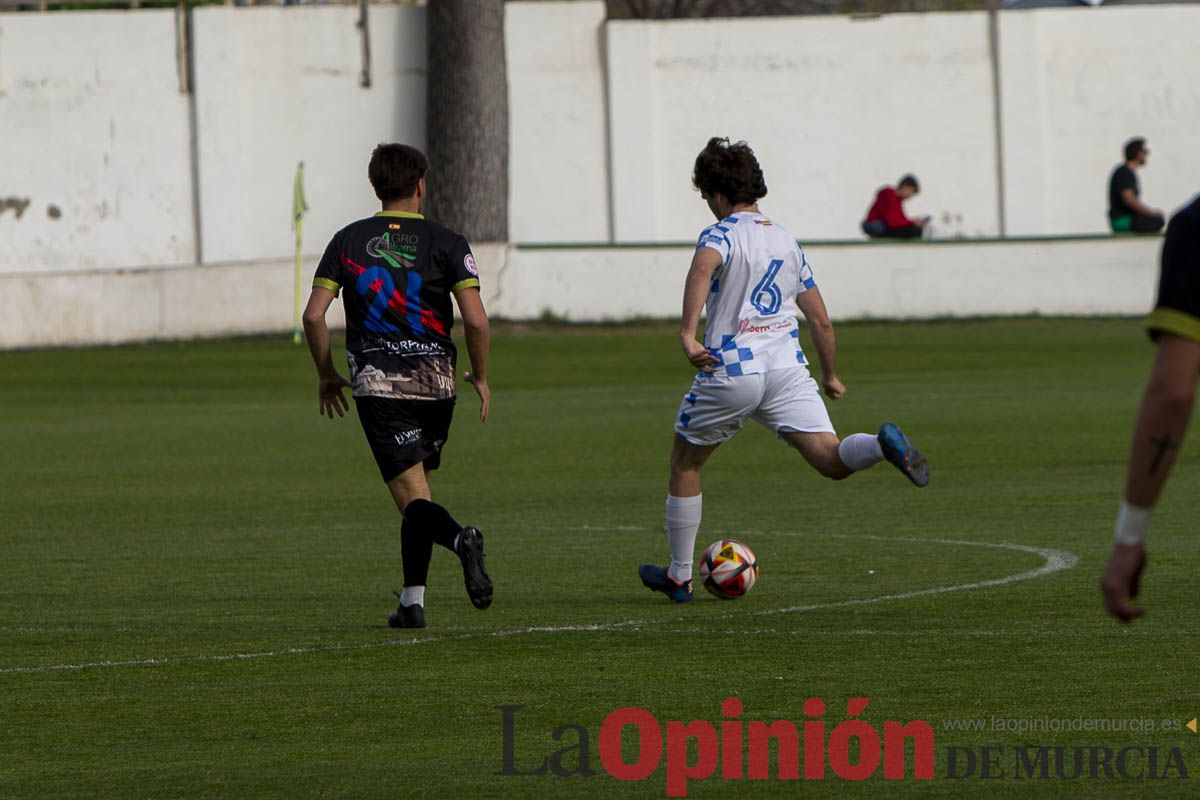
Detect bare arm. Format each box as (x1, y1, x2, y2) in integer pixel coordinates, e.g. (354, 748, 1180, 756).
(1101, 335, 1200, 622)
(679, 248, 722, 371)
(454, 286, 491, 422)
(301, 287, 351, 418)
(1120, 187, 1159, 217)
(795, 286, 843, 399)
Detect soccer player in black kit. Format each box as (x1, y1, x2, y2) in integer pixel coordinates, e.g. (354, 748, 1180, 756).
(302, 143, 492, 629)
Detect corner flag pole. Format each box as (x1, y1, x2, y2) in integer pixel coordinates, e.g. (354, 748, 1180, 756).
(292, 161, 309, 344)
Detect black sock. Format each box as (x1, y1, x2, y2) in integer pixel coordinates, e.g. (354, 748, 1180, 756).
(404, 498, 462, 553)
(400, 517, 434, 587)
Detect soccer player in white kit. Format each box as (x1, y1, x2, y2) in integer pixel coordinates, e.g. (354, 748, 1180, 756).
(639, 137, 929, 602)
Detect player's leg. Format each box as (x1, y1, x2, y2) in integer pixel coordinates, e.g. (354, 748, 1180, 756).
(354, 396, 438, 628)
(358, 396, 491, 627)
(757, 368, 928, 485)
(386, 463, 434, 628)
(641, 375, 759, 602)
(1101, 334, 1200, 621)
(400, 399, 493, 613)
(640, 436, 719, 602)
(781, 425, 928, 486)
(780, 431, 851, 479)
(756, 368, 846, 478)
(666, 434, 719, 575)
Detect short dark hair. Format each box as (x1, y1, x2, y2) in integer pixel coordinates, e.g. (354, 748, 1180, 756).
(898, 174, 920, 192)
(368, 143, 428, 203)
(692, 137, 768, 205)
(1124, 137, 1146, 162)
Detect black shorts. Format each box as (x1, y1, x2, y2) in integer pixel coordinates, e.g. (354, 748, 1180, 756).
(1147, 197, 1200, 345)
(354, 396, 455, 483)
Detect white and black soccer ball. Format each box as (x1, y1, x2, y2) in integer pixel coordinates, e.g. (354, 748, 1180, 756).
(699, 539, 759, 599)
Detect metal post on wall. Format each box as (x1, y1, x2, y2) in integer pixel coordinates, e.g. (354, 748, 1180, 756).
(987, 0, 1008, 237)
(176, 0, 204, 265)
(357, 0, 372, 89)
(175, 0, 192, 95)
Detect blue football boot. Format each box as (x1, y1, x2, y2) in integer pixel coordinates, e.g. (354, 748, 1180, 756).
(878, 422, 929, 487)
(638, 563, 694, 603)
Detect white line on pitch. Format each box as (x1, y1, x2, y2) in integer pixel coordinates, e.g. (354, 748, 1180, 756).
(0, 534, 1076, 676)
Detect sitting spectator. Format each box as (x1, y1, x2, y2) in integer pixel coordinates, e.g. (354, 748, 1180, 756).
(862, 175, 929, 239)
(1109, 138, 1165, 234)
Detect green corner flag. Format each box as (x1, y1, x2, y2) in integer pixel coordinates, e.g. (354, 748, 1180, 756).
(292, 162, 309, 344)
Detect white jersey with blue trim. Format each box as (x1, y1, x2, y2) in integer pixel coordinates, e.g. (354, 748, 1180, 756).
(695, 211, 816, 377)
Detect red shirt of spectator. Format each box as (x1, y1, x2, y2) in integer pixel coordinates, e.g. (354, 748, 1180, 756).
(865, 186, 916, 228)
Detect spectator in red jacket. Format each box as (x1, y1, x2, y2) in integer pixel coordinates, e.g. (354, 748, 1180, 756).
(862, 175, 929, 239)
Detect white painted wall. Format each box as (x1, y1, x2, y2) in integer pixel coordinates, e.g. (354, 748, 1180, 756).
(497, 237, 1160, 322)
(192, 6, 426, 265)
(1000, 5, 1200, 236)
(2, 3, 1195, 349)
(0, 11, 195, 275)
(606, 13, 1000, 243)
(506, 1, 610, 243)
(0, 237, 1161, 349)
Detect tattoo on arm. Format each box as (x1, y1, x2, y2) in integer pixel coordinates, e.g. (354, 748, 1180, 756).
(1148, 434, 1178, 476)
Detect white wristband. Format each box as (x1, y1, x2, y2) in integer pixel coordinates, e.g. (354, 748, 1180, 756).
(1114, 501, 1151, 545)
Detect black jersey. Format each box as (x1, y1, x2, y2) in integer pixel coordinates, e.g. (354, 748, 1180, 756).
(313, 211, 480, 400)
(1108, 164, 1139, 220)
(1147, 195, 1200, 344)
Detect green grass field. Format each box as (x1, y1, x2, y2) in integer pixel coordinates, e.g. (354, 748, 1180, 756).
(2, 318, 1197, 798)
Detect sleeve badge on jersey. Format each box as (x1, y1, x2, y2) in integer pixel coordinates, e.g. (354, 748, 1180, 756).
(464, 253, 479, 276)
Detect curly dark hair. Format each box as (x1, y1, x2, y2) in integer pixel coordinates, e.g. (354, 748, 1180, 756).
(368, 143, 428, 203)
(692, 137, 768, 205)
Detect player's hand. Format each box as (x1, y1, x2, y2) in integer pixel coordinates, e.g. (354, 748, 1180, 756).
(465, 372, 490, 423)
(318, 372, 351, 419)
(682, 338, 718, 372)
(822, 375, 846, 400)
(1100, 543, 1147, 623)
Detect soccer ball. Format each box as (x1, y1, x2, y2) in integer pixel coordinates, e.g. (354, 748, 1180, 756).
(699, 539, 759, 599)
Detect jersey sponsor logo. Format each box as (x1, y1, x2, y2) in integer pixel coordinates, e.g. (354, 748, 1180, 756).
(737, 318, 794, 335)
(367, 232, 419, 266)
(359, 336, 446, 357)
(464, 253, 479, 276)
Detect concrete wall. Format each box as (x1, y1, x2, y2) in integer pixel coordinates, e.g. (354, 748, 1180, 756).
(506, 1, 610, 243)
(603, 5, 1200, 244)
(193, 6, 426, 264)
(0, 236, 1161, 348)
(498, 236, 1161, 322)
(999, 5, 1200, 236)
(0, 244, 516, 349)
(2, 3, 1195, 348)
(607, 12, 1000, 242)
(0, 11, 195, 274)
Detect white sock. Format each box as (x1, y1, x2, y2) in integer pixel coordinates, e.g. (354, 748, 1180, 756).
(837, 433, 884, 471)
(1114, 500, 1152, 545)
(665, 494, 703, 583)
(400, 586, 425, 608)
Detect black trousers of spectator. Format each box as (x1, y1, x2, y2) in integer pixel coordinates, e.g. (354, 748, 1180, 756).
(870, 224, 923, 239)
(1132, 212, 1165, 234)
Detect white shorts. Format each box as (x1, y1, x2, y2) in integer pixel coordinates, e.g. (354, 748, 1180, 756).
(673, 367, 835, 446)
